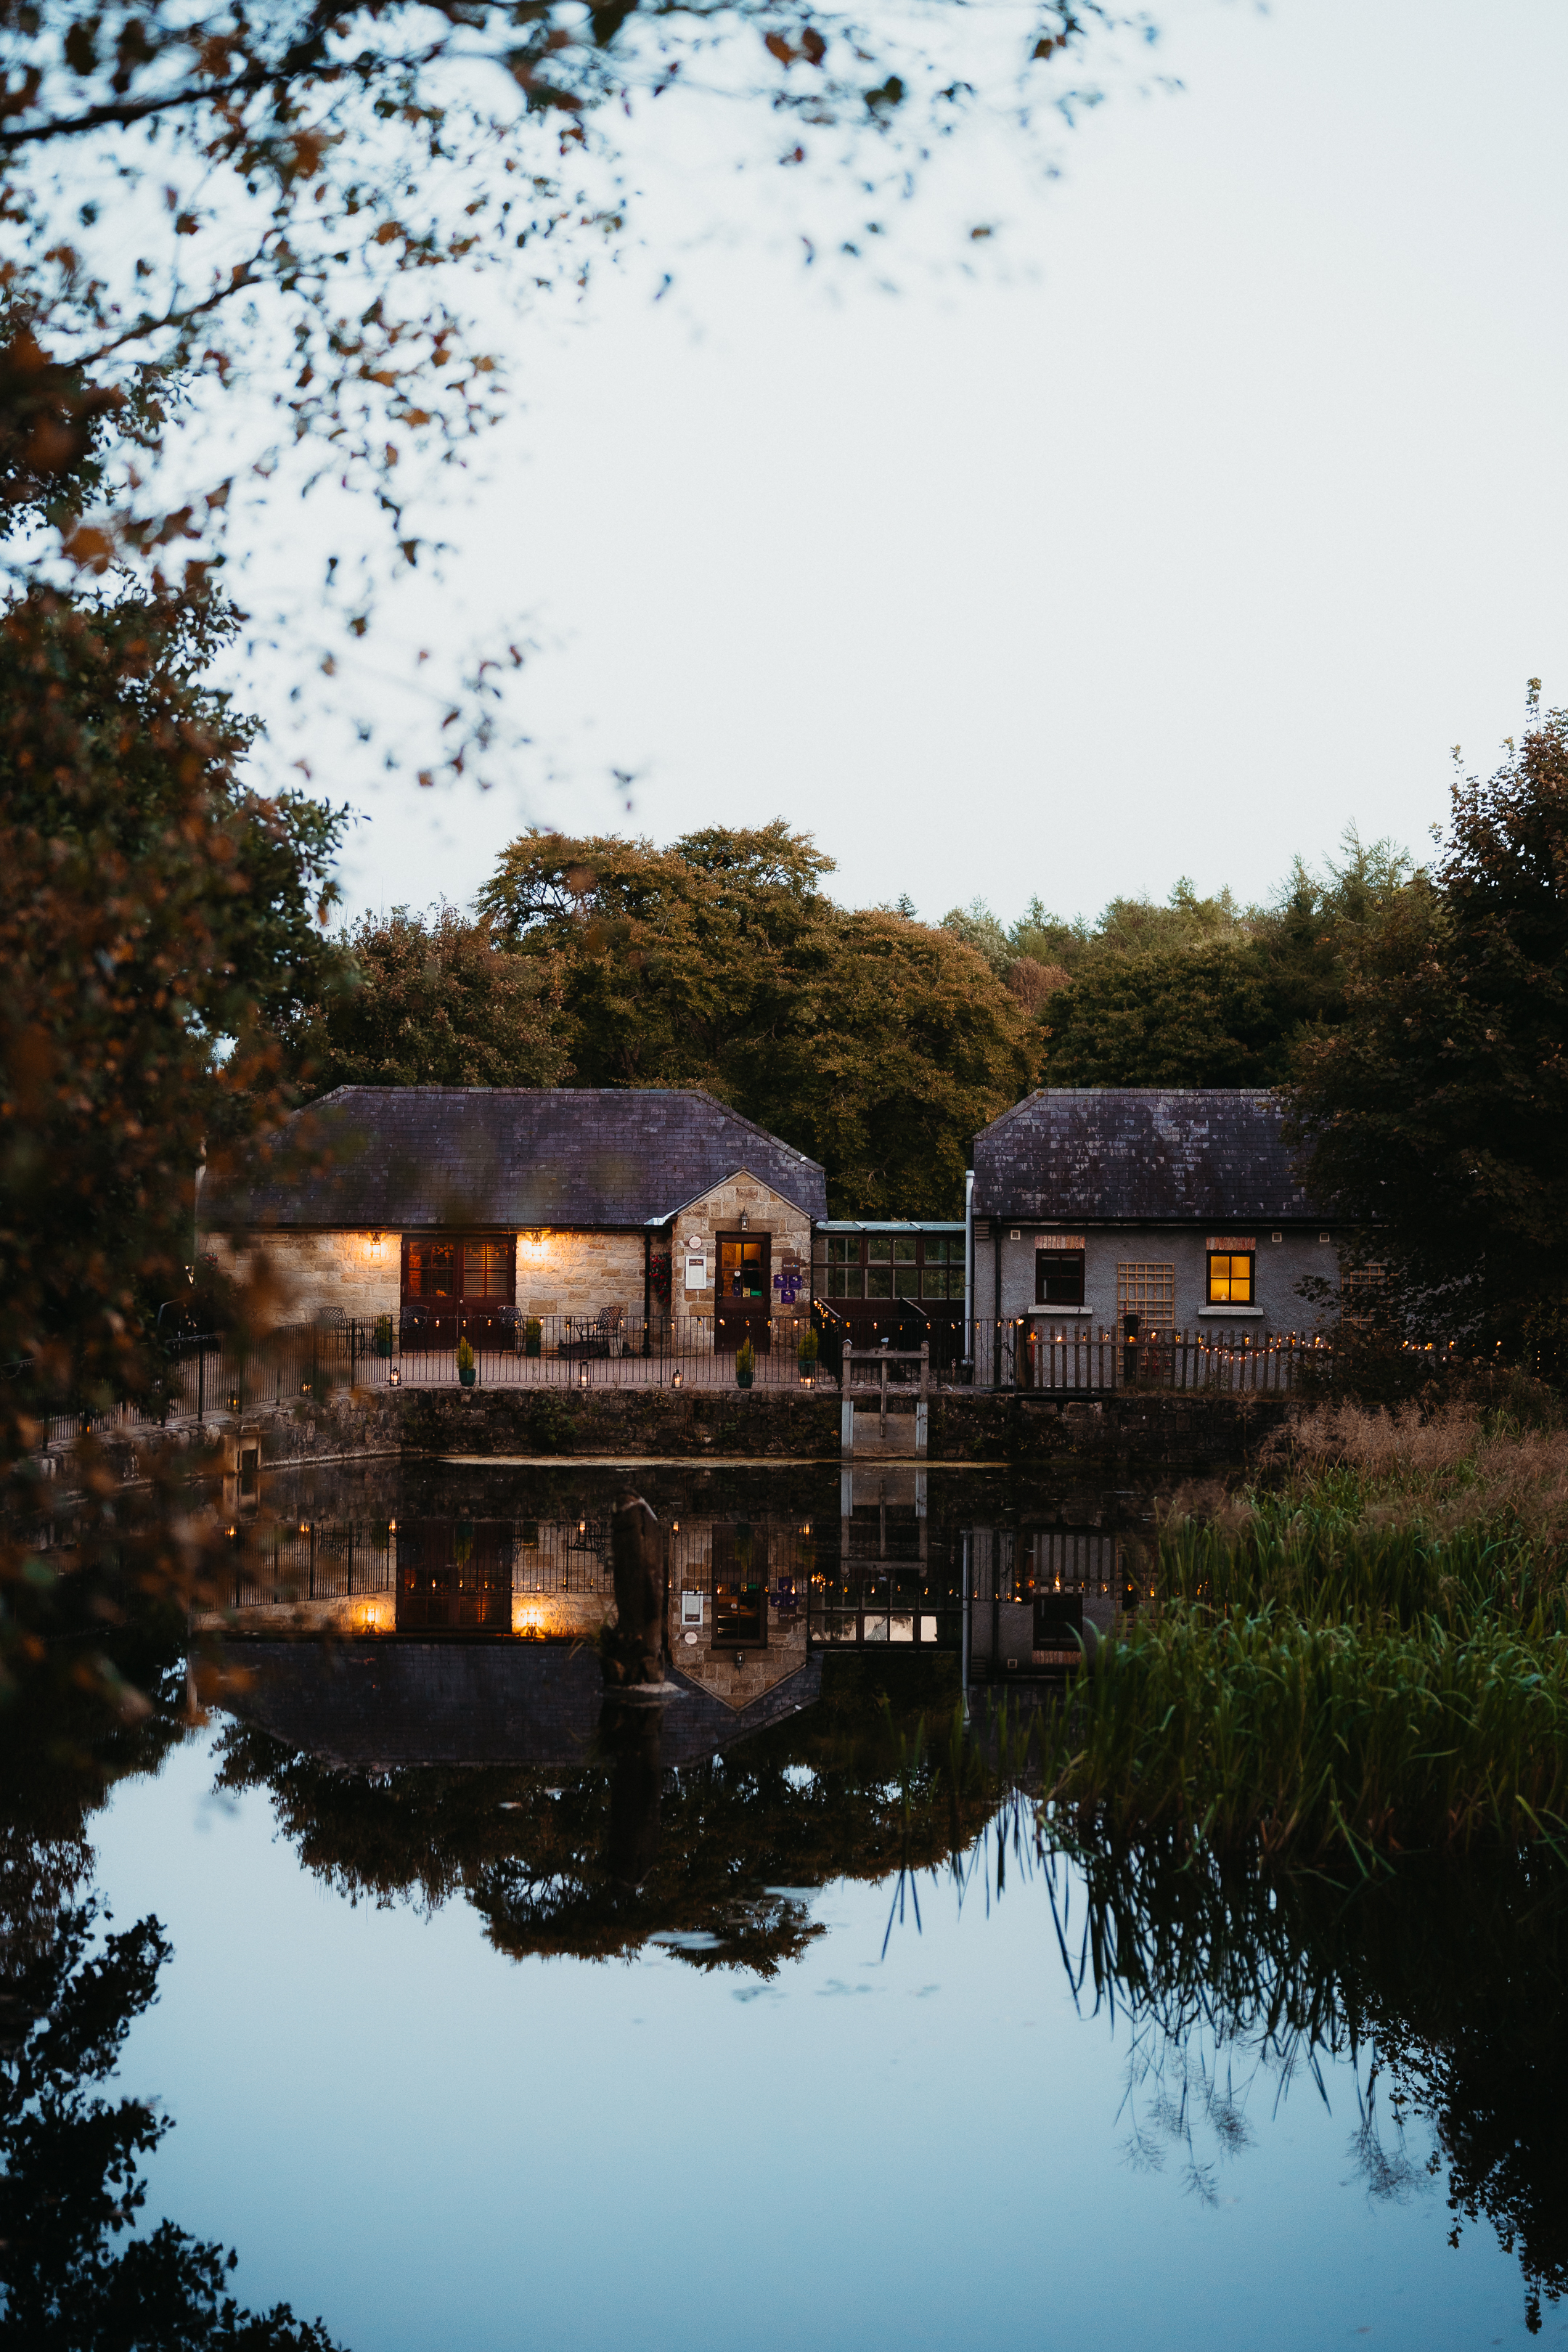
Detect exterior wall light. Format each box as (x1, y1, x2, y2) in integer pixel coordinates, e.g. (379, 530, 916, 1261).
(739, 1211, 749, 1230)
(369, 1230, 385, 1261)
(578, 1364, 589, 1388)
(671, 1369, 683, 1389)
(388, 1365, 401, 1387)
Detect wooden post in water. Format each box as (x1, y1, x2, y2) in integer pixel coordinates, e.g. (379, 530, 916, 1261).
(603, 1489, 666, 1687)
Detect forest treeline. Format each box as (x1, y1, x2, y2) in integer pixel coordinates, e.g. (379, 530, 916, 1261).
(291, 823, 1412, 1216)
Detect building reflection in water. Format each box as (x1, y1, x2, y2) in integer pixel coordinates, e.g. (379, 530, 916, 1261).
(204, 1466, 1153, 1723)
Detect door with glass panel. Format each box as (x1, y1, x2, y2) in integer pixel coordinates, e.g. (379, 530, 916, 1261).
(715, 1233, 772, 1352)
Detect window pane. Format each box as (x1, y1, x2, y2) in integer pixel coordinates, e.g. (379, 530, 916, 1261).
(1207, 1253, 1253, 1305)
(830, 1269, 864, 1300)
(867, 1237, 892, 1264)
(892, 1237, 918, 1264)
(1037, 1249, 1085, 1307)
(950, 1268, 968, 1299)
(921, 1267, 948, 1298)
(408, 1243, 456, 1297)
(866, 1270, 894, 1299)
(828, 1237, 858, 1266)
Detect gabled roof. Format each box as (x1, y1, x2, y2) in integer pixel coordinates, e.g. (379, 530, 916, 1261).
(973, 1089, 1319, 1225)
(202, 1087, 826, 1230)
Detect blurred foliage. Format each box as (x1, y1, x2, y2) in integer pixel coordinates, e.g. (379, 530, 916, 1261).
(0, 580, 351, 1712)
(0, 0, 1122, 778)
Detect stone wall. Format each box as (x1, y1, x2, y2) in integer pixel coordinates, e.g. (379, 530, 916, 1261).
(202, 1228, 401, 1323)
(201, 1381, 1286, 1477)
(514, 1229, 647, 1322)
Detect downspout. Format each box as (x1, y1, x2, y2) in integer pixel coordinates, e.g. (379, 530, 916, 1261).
(963, 1169, 974, 1333)
(994, 1224, 1003, 1391)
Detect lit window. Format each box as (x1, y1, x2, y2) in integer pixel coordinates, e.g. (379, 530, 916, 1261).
(462, 1240, 514, 1299)
(405, 1242, 457, 1298)
(1206, 1252, 1254, 1306)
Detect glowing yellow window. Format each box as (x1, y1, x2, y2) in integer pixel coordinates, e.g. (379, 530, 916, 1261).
(1206, 1251, 1254, 1305)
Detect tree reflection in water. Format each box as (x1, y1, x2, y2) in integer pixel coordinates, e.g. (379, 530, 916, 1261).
(7, 1610, 1568, 2340)
(0, 1588, 345, 2349)
(1040, 1822, 1568, 2333)
(213, 1659, 979, 1972)
(215, 1675, 1568, 2334)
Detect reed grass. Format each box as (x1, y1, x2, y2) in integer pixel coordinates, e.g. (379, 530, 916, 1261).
(1040, 1400, 1568, 1868)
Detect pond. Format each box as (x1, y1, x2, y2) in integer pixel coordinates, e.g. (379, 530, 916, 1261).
(9, 1459, 1567, 2348)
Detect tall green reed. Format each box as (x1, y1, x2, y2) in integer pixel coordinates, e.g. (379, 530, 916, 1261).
(1040, 1440, 1568, 1869)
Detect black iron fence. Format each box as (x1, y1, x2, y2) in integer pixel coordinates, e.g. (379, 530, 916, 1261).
(30, 1310, 1371, 1450)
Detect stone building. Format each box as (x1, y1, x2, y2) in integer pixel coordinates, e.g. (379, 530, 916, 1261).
(199, 1087, 826, 1350)
(971, 1088, 1339, 1338)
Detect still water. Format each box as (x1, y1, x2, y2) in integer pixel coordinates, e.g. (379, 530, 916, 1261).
(38, 1462, 1568, 2348)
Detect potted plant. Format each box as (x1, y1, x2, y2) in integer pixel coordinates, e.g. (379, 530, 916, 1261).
(457, 1335, 477, 1389)
(524, 1316, 542, 1359)
(374, 1312, 394, 1360)
(735, 1336, 755, 1389)
(797, 1323, 820, 1383)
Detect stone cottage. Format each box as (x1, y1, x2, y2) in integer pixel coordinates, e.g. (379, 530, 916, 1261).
(199, 1087, 826, 1351)
(971, 1088, 1339, 1338)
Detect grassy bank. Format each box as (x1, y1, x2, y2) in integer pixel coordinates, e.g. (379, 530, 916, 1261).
(1040, 1400, 1568, 1868)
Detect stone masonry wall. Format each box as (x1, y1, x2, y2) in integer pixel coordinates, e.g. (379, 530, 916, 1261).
(202, 1229, 401, 1323)
(515, 1230, 647, 1322)
(201, 1381, 1286, 1477)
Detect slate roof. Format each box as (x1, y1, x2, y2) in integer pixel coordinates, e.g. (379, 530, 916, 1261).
(973, 1090, 1320, 1225)
(201, 1088, 826, 1230)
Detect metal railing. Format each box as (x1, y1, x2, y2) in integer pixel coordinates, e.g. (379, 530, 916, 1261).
(28, 1310, 1349, 1449)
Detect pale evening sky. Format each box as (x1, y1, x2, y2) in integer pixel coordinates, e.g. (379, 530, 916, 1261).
(269, 0, 1568, 934)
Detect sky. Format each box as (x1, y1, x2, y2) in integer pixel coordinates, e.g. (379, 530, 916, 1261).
(287, 0, 1568, 933)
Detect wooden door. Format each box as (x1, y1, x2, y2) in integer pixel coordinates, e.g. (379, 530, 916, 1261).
(714, 1233, 772, 1352)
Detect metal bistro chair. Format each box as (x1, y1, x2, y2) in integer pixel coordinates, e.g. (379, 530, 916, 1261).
(562, 1303, 625, 1360)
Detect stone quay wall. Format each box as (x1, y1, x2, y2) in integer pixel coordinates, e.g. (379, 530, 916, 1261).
(171, 1381, 1291, 1478)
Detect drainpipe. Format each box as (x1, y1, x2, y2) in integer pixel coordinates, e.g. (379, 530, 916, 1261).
(963, 1169, 974, 1331)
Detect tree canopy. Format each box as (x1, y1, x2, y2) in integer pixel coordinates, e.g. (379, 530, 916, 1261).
(469, 821, 1034, 1212)
(945, 838, 1418, 1090)
(1286, 693, 1568, 1360)
(295, 904, 567, 1094)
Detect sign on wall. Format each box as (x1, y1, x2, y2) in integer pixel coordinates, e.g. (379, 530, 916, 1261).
(684, 1253, 709, 1291)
